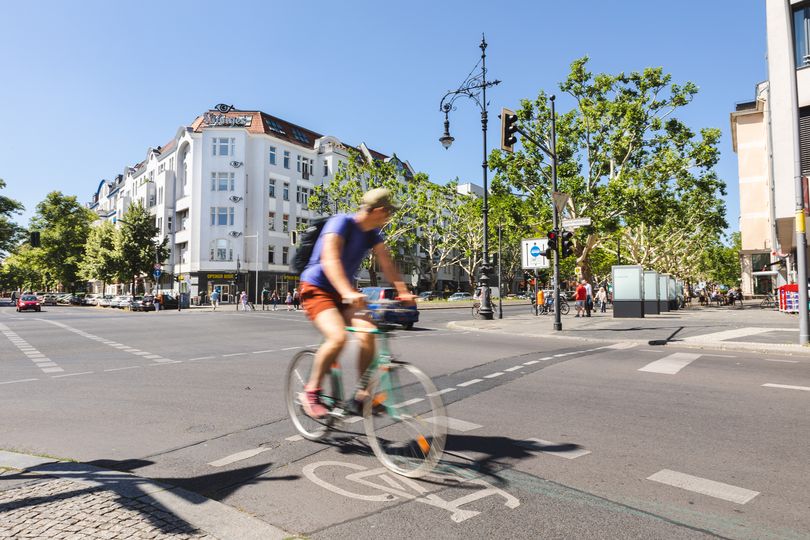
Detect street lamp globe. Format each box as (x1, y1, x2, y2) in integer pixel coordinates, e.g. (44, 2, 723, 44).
(439, 117, 454, 150)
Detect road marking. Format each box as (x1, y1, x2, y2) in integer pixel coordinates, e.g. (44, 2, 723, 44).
(282, 346, 301, 351)
(104, 366, 141, 372)
(52, 371, 94, 378)
(133, 351, 151, 356)
(603, 342, 637, 350)
(252, 350, 276, 354)
(188, 356, 215, 361)
(0, 323, 64, 374)
(427, 417, 482, 432)
(457, 379, 483, 387)
(484, 372, 504, 379)
(0, 378, 38, 385)
(540, 356, 554, 360)
(37, 320, 174, 364)
(504, 366, 523, 372)
(523, 360, 540, 365)
(638, 352, 701, 375)
(144, 354, 163, 360)
(647, 469, 759, 504)
(285, 435, 304, 442)
(763, 358, 800, 364)
(223, 352, 247, 357)
(518, 438, 591, 459)
(148, 361, 182, 366)
(393, 398, 424, 408)
(427, 388, 456, 397)
(208, 448, 270, 467)
(683, 327, 777, 342)
(762, 383, 810, 392)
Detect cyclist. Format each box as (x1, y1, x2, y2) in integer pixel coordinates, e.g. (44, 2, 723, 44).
(298, 188, 416, 418)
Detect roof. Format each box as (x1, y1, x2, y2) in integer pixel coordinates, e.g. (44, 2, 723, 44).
(190, 107, 324, 149)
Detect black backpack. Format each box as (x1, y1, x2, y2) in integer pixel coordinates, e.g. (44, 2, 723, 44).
(291, 217, 330, 274)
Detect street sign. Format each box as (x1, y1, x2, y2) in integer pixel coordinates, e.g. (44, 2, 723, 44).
(551, 192, 570, 215)
(154, 263, 162, 270)
(521, 238, 550, 269)
(153, 269, 162, 279)
(562, 217, 592, 229)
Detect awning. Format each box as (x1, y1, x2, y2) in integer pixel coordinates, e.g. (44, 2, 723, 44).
(752, 271, 779, 276)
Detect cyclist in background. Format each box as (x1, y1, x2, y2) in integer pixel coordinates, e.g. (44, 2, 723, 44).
(299, 188, 416, 418)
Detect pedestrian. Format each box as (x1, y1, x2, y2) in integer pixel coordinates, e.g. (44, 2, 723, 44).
(285, 290, 293, 311)
(574, 281, 587, 317)
(293, 287, 300, 310)
(582, 279, 593, 317)
(271, 290, 279, 311)
(535, 288, 545, 314)
(597, 286, 608, 313)
(261, 287, 270, 310)
(240, 291, 249, 311)
(154, 292, 162, 312)
(210, 289, 220, 311)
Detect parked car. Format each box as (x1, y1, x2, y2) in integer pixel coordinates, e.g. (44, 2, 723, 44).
(83, 294, 100, 306)
(69, 294, 85, 305)
(131, 294, 179, 311)
(360, 287, 419, 330)
(41, 294, 58, 306)
(97, 295, 115, 308)
(417, 291, 442, 301)
(16, 294, 41, 312)
(110, 295, 129, 308)
(447, 292, 473, 301)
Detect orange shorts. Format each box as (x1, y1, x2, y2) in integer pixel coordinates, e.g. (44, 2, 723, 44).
(300, 282, 348, 321)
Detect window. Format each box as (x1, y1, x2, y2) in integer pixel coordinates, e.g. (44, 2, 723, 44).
(268, 178, 276, 198)
(296, 186, 310, 206)
(283, 151, 290, 169)
(297, 155, 302, 173)
(282, 214, 289, 232)
(212, 137, 235, 156)
(211, 172, 235, 191)
(269, 146, 277, 165)
(283, 182, 290, 201)
(296, 216, 309, 228)
(282, 246, 289, 265)
(323, 159, 329, 177)
(210, 206, 234, 226)
(268, 245, 275, 264)
(210, 239, 231, 261)
(158, 163, 165, 173)
(268, 211, 276, 231)
(795, 6, 810, 67)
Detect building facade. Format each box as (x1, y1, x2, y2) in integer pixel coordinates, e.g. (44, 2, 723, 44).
(89, 104, 465, 302)
(731, 0, 810, 295)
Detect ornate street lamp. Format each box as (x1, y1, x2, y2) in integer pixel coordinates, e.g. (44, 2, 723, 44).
(438, 34, 500, 319)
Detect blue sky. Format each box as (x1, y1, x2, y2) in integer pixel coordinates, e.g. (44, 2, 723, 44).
(0, 1, 765, 236)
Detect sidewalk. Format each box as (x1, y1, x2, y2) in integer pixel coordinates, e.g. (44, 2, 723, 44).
(448, 304, 810, 355)
(0, 451, 291, 540)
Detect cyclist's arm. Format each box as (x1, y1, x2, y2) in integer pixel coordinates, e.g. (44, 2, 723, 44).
(372, 242, 412, 299)
(320, 233, 359, 299)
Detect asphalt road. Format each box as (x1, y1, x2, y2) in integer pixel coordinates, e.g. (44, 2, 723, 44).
(0, 304, 808, 539)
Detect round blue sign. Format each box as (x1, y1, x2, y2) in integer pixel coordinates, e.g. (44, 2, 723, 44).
(530, 246, 541, 257)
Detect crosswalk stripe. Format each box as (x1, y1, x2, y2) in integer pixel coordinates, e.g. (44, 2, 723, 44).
(427, 417, 482, 432)
(638, 353, 701, 375)
(518, 438, 591, 459)
(647, 469, 759, 504)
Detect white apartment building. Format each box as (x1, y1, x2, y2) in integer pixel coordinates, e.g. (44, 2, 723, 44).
(731, 1, 810, 295)
(89, 104, 462, 302)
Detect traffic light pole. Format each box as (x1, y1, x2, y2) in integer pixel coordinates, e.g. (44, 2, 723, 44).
(549, 97, 562, 331)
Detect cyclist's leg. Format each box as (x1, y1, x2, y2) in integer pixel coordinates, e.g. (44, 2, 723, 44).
(308, 308, 348, 391)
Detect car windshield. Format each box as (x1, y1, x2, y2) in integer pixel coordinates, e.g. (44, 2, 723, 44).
(21, 296, 37, 301)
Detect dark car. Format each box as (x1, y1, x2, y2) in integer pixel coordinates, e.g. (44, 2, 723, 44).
(17, 295, 41, 312)
(132, 294, 179, 311)
(360, 287, 418, 330)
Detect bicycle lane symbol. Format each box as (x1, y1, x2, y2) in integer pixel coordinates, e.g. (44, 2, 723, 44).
(302, 460, 520, 523)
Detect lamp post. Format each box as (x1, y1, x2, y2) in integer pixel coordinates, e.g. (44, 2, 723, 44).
(439, 34, 501, 320)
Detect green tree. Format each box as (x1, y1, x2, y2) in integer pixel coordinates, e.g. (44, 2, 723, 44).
(79, 221, 121, 290)
(0, 248, 41, 291)
(0, 178, 25, 256)
(448, 195, 484, 289)
(699, 232, 741, 286)
(117, 202, 168, 294)
(409, 178, 460, 291)
(489, 57, 727, 281)
(28, 192, 95, 291)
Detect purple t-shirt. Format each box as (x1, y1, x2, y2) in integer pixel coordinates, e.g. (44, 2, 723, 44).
(300, 214, 384, 293)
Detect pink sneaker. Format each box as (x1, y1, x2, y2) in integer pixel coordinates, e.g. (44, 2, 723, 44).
(301, 387, 328, 418)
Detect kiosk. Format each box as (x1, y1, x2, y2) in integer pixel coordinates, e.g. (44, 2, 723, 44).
(612, 265, 644, 318)
(658, 274, 670, 312)
(668, 275, 678, 310)
(643, 270, 660, 315)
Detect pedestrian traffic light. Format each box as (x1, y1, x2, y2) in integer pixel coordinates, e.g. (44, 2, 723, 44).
(560, 230, 574, 258)
(500, 108, 519, 153)
(29, 231, 40, 247)
(545, 230, 558, 259)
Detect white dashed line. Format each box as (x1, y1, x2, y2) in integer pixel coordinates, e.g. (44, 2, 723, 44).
(457, 379, 483, 387)
(208, 448, 270, 467)
(282, 346, 302, 351)
(188, 356, 215, 361)
(148, 361, 183, 366)
(41, 367, 64, 373)
(763, 358, 800, 363)
(104, 366, 141, 372)
(647, 469, 759, 504)
(603, 342, 638, 350)
(252, 350, 276, 354)
(504, 366, 523, 372)
(0, 378, 38, 385)
(762, 383, 810, 392)
(523, 360, 540, 366)
(393, 398, 424, 408)
(484, 372, 504, 379)
(223, 352, 247, 357)
(427, 388, 456, 397)
(540, 356, 553, 360)
(52, 371, 94, 378)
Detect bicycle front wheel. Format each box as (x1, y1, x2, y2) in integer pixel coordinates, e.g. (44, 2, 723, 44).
(471, 304, 481, 319)
(364, 363, 447, 478)
(285, 349, 335, 441)
(559, 302, 570, 315)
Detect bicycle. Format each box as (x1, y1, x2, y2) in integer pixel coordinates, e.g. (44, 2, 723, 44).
(471, 301, 499, 319)
(532, 296, 570, 315)
(760, 293, 777, 309)
(285, 313, 447, 478)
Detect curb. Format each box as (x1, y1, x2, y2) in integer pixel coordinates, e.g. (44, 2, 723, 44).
(446, 321, 810, 356)
(0, 450, 291, 540)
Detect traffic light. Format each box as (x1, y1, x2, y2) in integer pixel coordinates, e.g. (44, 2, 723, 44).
(500, 108, 519, 153)
(545, 230, 558, 259)
(560, 230, 574, 258)
(30, 231, 40, 247)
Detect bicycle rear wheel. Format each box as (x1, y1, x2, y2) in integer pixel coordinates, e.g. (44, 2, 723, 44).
(364, 363, 446, 478)
(471, 303, 481, 319)
(285, 349, 335, 441)
(559, 302, 570, 315)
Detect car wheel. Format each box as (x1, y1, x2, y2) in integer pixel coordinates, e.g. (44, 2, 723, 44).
(16, 308, 19, 312)
(404, 322, 414, 330)
(36, 308, 41, 312)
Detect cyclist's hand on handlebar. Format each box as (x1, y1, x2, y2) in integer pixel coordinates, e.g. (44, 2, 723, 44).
(395, 292, 417, 305)
(341, 291, 367, 307)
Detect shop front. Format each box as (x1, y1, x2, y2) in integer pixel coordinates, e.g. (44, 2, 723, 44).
(196, 272, 237, 303)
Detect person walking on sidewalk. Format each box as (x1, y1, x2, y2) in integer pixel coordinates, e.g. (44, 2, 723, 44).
(210, 289, 220, 311)
(285, 290, 293, 311)
(574, 281, 587, 317)
(583, 279, 593, 317)
(154, 292, 162, 312)
(293, 287, 301, 310)
(240, 291, 251, 311)
(597, 286, 608, 313)
(270, 290, 279, 311)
